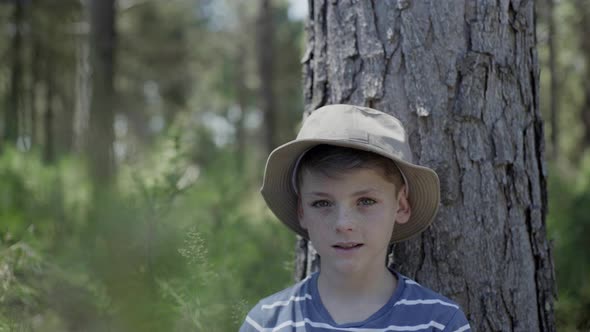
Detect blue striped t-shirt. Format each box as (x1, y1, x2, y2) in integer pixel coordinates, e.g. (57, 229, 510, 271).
(240, 270, 471, 332)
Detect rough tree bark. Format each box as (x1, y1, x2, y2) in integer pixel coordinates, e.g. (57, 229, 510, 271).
(88, 0, 116, 182)
(297, 1, 555, 331)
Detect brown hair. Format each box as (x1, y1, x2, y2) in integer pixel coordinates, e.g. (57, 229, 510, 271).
(295, 144, 405, 193)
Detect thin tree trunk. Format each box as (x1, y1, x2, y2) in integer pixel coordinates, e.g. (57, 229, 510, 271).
(299, 1, 555, 331)
(235, 40, 248, 173)
(577, 0, 590, 151)
(4, 0, 24, 146)
(74, 16, 91, 153)
(547, 0, 558, 160)
(59, 75, 76, 154)
(30, 18, 40, 147)
(43, 49, 55, 164)
(257, 0, 277, 154)
(88, 0, 116, 182)
(21, 0, 33, 151)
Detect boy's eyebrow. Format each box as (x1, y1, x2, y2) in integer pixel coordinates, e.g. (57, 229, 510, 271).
(302, 191, 332, 197)
(302, 188, 382, 197)
(351, 188, 382, 196)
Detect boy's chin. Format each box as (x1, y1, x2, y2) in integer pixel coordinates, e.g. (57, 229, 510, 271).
(322, 262, 363, 275)
(321, 258, 377, 275)
(320, 251, 392, 276)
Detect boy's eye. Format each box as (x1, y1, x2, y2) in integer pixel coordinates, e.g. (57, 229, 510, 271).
(311, 200, 332, 208)
(358, 198, 376, 206)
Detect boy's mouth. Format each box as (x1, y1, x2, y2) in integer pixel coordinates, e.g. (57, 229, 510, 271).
(333, 242, 363, 250)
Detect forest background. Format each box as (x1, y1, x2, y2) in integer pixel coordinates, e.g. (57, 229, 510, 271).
(0, 0, 588, 331)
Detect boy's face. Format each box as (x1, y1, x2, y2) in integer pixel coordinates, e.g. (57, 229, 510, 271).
(297, 167, 411, 276)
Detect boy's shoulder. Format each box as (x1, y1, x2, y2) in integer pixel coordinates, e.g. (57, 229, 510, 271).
(394, 272, 470, 330)
(241, 273, 315, 331)
(258, 273, 314, 309)
(396, 272, 458, 304)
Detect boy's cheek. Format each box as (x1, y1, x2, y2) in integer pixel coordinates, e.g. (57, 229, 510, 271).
(297, 216, 306, 230)
(297, 202, 309, 229)
(296, 199, 304, 218)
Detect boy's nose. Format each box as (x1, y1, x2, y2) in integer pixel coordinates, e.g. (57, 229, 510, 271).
(334, 207, 357, 232)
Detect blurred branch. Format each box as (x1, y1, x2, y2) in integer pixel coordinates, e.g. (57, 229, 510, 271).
(0, 0, 30, 5)
(118, 0, 195, 13)
(118, 0, 153, 12)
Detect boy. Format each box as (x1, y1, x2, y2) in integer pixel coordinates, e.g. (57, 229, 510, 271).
(240, 104, 471, 331)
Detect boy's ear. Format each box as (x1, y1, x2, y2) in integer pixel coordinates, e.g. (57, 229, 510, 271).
(297, 197, 307, 229)
(395, 185, 411, 225)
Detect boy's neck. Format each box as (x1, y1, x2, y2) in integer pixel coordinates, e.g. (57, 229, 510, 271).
(317, 266, 397, 324)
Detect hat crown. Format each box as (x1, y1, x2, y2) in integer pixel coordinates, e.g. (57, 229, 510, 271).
(298, 104, 413, 163)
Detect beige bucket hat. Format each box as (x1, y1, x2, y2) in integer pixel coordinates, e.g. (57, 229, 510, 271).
(260, 104, 440, 243)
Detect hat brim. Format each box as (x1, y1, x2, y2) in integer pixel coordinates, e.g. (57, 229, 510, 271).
(260, 138, 440, 243)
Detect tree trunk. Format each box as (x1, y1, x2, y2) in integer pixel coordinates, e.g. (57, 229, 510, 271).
(235, 40, 248, 173)
(4, 0, 24, 146)
(74, 16, 91, 154)
(546, 0, 558, 160)
(58, 72, 76, 155)
(257, 0, 278, 154)
(30, 15, 40, 147)
(43, 48, 55, 164)
(299, 1, 555, 331)
(577, 0, 590, 151)
(88, 0, 116, 182)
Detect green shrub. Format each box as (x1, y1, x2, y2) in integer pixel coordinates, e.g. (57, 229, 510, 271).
(0, 143, 295, 331)
(547, 162, 590, 330)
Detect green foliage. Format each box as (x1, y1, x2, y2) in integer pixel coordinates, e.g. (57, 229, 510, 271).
(0, 148, 90, 247)
(0, 149, 113, 332)
(0, 0, 304, 330)
(547, 161, 590, 331)
(538, 0, 590, 164)
(0, 139, 295, 331)
(536, 0, 590, 327)
(151, 143, 295, 331)
(0, 241, 45, 331)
